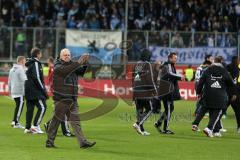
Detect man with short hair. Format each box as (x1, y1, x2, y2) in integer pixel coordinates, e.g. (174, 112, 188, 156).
(46, 48, 96, 148)
(8, 56, 27, 129)
(154, 52, 185, 134)
(24, 48, 48, 134)
(44, 56, 75, 137)
(197, 56, 236, 137)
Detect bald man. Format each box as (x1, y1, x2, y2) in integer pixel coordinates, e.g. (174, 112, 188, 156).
(46, 49, 96, 148)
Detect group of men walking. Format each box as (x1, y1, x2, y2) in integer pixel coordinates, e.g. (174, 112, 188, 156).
(8, 48, 96, 148)
(132, 50, 184, 136)
(7, 47, 240, 150)
(9, 48, 47, 133)
(132, 49, 240, 138)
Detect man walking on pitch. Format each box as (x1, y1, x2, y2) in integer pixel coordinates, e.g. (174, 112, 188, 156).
(132, 49, 158, 136)
(196, 56, 236, 137)
(8, 56, 27, 129)
(154, 52, 185, 134)
(24, 48, 48, 134)
(46, 48, 96, 148)
(44, 57, 75, 137)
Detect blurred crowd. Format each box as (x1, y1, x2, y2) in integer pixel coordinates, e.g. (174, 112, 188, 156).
(0, 0, 239, 32)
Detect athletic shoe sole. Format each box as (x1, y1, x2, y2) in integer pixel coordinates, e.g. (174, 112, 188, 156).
(203, 129, 213, 137)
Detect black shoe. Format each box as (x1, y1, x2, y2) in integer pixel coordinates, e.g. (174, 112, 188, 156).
(162, 130, 174, 134)
(46, 143, 57, 148)
(44, 123, 49, 133)
(63, 132, 75, 137)
(154, 122, 162, 133)
(80, 141, 96, 149)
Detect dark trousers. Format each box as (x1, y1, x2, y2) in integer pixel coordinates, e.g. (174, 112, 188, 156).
(25, 99, 46, 129)
(192, 105, 207, 126)
(156, 99, 174, 131)
(226, 97, 240, 128)
(193, 107, 223, 132)
(208, 109, 223, 132)
(46, 99, 86, 147)
(152, 98, 161, 114)
(13, 96, 24, 124)
(194, 99, 202, 115)
(135, 99, 153, 128)
(46, 116, 71, 135)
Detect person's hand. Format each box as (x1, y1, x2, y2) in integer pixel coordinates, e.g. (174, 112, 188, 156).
(231, 95, 237, 102)
(78, 53, 90, 64)
(44, 91, 49, 99)
(181, 75, 185, 81)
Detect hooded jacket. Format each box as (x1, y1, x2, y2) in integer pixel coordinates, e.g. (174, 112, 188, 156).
(8, 64, 27, 98)
(25, 57, 47, 100)
(53, 59, 87, 101)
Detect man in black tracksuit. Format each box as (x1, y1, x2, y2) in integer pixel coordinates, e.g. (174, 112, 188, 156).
(197, 56, 236, 137)
(226, 56, 240, 133)
(132, 49, 158, 136)
(24, 48, 48, 134)
(154, 52, 184, 134)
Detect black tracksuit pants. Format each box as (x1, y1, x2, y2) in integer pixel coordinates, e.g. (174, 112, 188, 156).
(193, 107, 223, 132)
(25, 99, 47, 129)
(13, 96, 24, 124)
(156, 99, 174, 131)
(135, 99, 153, 130)
(225, 97, 240, 128)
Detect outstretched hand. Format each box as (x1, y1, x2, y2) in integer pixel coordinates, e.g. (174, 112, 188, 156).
(78, 53, 90, 64)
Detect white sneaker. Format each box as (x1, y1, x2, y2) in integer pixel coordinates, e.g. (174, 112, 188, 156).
(133, 123, 142, 135)
(32, 125, 44, 134)
(141, 131, 151, 136)
(192, 125, 200, 132)
(214, 132, 222, 137)
(11, 121, 15, 127)
(220, 128, 227, 132)
(24, 128, 38, 134)
(237, 127, 240, 134)
(203, 128, 214, 137)
(13, 123, 25, 129)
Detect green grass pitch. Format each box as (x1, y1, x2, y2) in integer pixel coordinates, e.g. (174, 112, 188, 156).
(0, 96, 239, 160)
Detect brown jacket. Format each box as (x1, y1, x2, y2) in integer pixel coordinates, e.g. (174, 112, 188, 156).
(53, 59, 87, 101)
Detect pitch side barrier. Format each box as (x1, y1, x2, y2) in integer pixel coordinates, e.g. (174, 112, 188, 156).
(0, 76, 196, 100)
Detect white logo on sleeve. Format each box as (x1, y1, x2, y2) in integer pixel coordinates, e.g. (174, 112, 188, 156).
(134, 74, 141, 81)
(211, 81, 221, 88)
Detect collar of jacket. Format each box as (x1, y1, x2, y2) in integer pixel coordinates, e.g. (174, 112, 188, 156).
(56, 58, 72, 64)
(34, 58, 40, 62)
(212, 63, 224, 68)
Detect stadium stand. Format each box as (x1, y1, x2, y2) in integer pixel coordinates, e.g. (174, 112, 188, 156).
(0, 0, 239, 32)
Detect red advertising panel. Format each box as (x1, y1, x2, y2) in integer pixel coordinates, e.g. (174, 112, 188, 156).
(1, 77, 196, 100)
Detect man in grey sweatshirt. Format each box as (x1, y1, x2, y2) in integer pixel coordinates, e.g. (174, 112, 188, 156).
(8, 56, 27, 129)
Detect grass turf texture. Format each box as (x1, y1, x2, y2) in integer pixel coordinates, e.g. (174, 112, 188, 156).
(0, 96, 239, 160)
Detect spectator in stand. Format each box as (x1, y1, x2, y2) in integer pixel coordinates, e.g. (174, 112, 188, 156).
(171, 33, 184, 48)
(0, 0, 237, 31)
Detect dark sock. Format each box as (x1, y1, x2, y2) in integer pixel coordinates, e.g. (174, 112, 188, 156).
(140, 124, 144, 132)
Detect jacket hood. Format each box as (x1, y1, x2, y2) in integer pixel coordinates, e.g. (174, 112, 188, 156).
(25, 58, 39, 67)
(13, 64, 24, 68)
